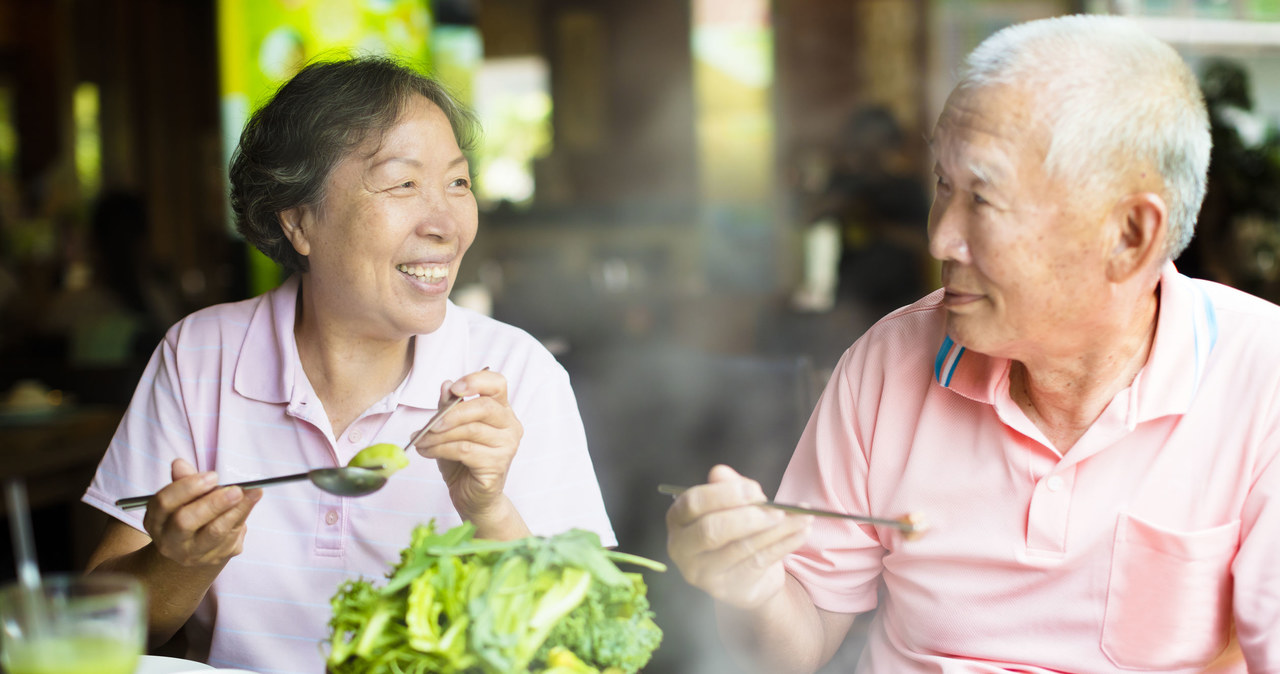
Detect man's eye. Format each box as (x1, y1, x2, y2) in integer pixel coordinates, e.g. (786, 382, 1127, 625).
(398, 181, 415, 189)
(972, 192, 989, 206)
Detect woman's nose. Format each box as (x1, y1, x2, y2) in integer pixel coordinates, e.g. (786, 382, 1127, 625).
(414, 193, 460, 238)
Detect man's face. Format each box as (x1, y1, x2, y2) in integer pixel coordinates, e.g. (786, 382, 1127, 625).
(927, 84, 1113, 362)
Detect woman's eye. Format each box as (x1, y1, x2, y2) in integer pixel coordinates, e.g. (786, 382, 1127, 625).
(398, 181, 415, 189)
(972, 192, 988, 206)
(451, 177, 472, 189)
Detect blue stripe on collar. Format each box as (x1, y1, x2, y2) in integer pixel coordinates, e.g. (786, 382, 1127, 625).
(935, 335, 952, 383)
(934, 335, 965, 387)
(1189, 280, 1219, 404)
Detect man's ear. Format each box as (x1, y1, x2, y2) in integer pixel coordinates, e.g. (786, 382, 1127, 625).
(1106, 192, 1166, 282)
(278, 206, 312, 257)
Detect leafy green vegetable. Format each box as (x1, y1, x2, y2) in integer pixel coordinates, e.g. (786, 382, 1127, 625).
(326, 520, 665, 674)
(535, 571, 662, 672)
(348, 442, 411, 477)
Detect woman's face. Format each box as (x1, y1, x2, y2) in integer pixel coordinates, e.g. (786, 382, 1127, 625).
(282, 95, 477, 340)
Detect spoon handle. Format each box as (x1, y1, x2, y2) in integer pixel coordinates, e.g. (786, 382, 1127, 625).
(403, 396, 463, 453)
(656, 484, 923, 533)
(403, 367, 489, 453)
(115, 472, 312, 511)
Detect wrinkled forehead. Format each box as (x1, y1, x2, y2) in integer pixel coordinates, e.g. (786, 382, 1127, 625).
(930, 84, 1050, 175)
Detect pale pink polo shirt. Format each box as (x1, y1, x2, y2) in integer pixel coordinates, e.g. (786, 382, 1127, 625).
(83, 275, 614, 673)
(779, 263, 1280, 673)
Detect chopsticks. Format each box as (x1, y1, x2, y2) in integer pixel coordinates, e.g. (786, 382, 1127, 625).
(657, 484, 927, 539)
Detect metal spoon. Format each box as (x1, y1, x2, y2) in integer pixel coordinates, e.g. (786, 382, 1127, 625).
(116, 373, 485, 512)
(400, 366, 488, 454)
(657, 484, 929, 539)
(115, 466, 388, 511)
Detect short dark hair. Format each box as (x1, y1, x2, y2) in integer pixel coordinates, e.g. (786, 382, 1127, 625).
(229, 56, 478, 276)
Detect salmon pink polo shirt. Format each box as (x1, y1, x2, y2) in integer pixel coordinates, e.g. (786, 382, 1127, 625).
(778, 263, 1280, 673)
(83, 275, 614, 674)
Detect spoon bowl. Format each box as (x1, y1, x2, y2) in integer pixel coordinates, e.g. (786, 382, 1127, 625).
(115, 466, 389, 511)
(308, 466, 388, 497)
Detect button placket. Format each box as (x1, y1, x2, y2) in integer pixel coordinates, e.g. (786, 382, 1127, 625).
(1026, 466, 1077, 555)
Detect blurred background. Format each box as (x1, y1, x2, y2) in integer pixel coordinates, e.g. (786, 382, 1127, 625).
(3, 0, 1280, 670)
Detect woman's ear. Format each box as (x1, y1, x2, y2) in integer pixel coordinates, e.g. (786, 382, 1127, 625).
(278, 207, 312, 257)
(1106, 192, 1167, 282)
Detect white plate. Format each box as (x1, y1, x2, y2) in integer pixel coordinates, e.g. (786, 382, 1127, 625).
(135, 654, 214, 673)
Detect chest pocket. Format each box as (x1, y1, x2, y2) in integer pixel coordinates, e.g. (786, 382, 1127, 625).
(1102, 513, 1239, 670)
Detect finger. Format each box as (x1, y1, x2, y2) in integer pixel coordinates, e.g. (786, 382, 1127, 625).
(666, 476, 766, 528)
(234, 486, 265, 516)
(448, 369, 509, 406)
(419, 414, 518, 452)
(419, 437, 513, 470)
(151, 470, 219, 517)
(166, 485, 253, 536)
(676, 503, 788, 553)
(708, 512, 813, 572)
(688, 525, 811, 607)
(420, 395, 513, 434)
(194, 490, 262, 551)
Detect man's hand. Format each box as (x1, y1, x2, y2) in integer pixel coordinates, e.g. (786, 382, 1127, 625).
(414, 369, 524, 531)
(142, 459, 262, 568)
(667, 464, 813, 610)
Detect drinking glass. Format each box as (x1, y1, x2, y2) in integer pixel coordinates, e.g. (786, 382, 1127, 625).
(0, 573, 145, 674)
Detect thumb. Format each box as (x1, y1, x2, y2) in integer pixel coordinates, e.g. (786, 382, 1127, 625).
(708, 464, 744, 483)
(171, 458, 197, 481)
(438, 379, 455, 407)
(708, 464, 766, 502)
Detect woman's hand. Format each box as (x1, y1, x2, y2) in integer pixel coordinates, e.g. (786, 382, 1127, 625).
(142, 459, 263, 568)
(414, 369, 527, 537)
(666, 465, 813, 610)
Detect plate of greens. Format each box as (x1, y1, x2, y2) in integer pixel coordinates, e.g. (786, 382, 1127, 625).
(326, 521, 666, 673)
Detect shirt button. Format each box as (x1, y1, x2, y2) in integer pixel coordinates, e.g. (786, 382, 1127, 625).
(1046, 476, 1066, 492)
(348, 429, 362, 443)
(324, 510, 339, 525)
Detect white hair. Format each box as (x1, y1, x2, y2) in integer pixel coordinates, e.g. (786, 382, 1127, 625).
(959, 14, 1211, 259)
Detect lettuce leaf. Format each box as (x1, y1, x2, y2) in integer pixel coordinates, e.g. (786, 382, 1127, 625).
(325, 520, 665, 674)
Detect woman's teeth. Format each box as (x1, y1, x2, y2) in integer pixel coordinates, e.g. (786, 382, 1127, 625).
(396, 263, 448, 283)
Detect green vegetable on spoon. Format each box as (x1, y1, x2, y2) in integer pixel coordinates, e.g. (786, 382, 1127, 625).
(348, 443, 411, 478)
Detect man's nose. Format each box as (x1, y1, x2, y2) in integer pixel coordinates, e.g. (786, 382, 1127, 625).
(927, 200, 970, 263)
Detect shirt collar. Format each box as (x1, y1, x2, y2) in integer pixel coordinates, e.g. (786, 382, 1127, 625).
(234, 276, 471, 411)
(234, 275, 302, 404)
(934, 262, 1217, 421)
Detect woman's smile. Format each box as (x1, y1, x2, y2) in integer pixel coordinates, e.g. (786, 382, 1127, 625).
(396, 262, 451, 288)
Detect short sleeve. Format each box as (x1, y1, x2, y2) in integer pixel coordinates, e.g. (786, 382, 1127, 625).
(82, 334, 200, 530)
(778, 349, 886, 615)
(1233, 427, 1280, 671)
(504, 357, 616, 547)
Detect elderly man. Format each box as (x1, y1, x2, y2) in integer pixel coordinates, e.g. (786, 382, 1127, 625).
(667, 14, 1280, 673)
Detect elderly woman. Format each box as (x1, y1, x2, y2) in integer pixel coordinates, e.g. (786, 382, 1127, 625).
(81, 57, 613, 673)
